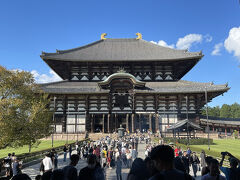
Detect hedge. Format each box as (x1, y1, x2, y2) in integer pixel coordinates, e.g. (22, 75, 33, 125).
(163, 137, 214, 145)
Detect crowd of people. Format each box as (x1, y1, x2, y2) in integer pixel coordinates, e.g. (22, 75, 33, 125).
(1, 153, 22, 178)
(1, 133, 240, 180)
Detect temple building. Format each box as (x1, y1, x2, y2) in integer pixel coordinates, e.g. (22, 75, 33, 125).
(40, 33, 229, 134)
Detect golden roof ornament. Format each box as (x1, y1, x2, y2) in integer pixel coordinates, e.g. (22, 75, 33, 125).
(136, 32, 142, 40)
(101, 33, 107, 40)
(117, 67, 126, 73)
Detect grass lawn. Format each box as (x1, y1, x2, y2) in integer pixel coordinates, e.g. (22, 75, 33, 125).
(0, 140, 74, 159)
(184, 139, 240, 159)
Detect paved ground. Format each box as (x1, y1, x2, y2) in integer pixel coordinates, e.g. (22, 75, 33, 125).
(22, 142, 204, 180)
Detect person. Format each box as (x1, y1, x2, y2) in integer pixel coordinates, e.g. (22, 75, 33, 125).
(174, 146, 181, 157)
(102, 163, 107, 179)
(42, 153, 53, 172)
(63, 145, 68, 162)
(50, 149, 58, 170)
(101, 147, 107, 168)
(107, 148, 113, 169)
(200, 150, 206, 168)
(187, 147, 192, 156)
(95, 145, 101, 163)
(174, 155, 186, 173)
(11, 152, 17, 161)
(127, 158, 149, 180)
(116, 156, 122, 180)
(62, 154, 79, 180)
(182, 151, 190, 174)
(77, 145, 81, 157)
(144, 157, 157, 178)
(42, 170, 52, 180)
(149, 145, 192, 180)
(219, 152, 240, 180)
(35, 175, 42, 180)
(75, 143, 79, 154)
(201, 158, 226, 180)
(190, 152, 200, 177)
(51, 169, 64, 180)
(121, 146, 127, 166)
(126, 148, 132, 168)
(131, 147, 137, 162)
(69, 144, 72, 158)
(4, 153, 12, 178)
(11, 173, 31, 180)
(12, 157, 22, 176)
(134, 137, 139, 150)
(79, 154, 104, 180)
(202, 156, 213, 176)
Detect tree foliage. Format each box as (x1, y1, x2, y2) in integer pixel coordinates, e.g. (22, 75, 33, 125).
(201, 103, 240, 119)
(0, 66, 53, 151)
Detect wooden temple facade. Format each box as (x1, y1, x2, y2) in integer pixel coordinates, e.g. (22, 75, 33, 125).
(40, 34, 229, 134)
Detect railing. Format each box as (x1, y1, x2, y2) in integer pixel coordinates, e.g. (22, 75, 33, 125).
(0, 138, 90, 172)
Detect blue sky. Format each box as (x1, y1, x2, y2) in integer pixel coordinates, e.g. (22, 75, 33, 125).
(0, 0, 240, 107)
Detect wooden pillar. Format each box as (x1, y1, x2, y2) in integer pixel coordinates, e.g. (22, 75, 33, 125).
(107, 113, 110, 133)
(138, 114, 141, 132)
(155, 113, 159, 133)
(131, 114, 135, 133)
(85, 112, 89, 132)
(149, 114, 152, 132)
(212, 123, 215, 132)
(91, 114, 94, 133)
(126, 114, 129, 132)
(225, 125, 227, 136)
(115, 113, 117, 132)
(102, 114, 105, 133)
(62, 96, 67, 133)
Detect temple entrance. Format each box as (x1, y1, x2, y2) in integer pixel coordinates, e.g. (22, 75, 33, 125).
(115, 114, 127, 129)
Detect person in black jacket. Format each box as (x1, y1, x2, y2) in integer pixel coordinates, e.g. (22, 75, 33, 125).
(190, 152, 200, 177)
(62, 154, 79, 180)
(182, 151, 190, 174)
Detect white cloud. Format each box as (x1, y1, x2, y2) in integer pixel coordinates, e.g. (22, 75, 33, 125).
(224, 26, 240, 60)
(176, 34, 203, 49)
(31, 70, 62, 83)
(211, 43, 223, 56)
(150, 40, 175, 48)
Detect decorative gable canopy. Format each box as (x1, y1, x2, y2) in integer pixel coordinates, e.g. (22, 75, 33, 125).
(98, 72, 146, 89)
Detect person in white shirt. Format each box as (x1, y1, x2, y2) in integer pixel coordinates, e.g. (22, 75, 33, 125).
(42, 153, 53, 172)
(75, 143, 78, 151)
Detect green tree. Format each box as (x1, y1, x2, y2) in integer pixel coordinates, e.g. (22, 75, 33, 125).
(201, 106, 220, 117)
(0, 66, 52, 151)
(209, 106, 220, 117)
(220, 104, 232, 118)
(230, 103, 240, 118)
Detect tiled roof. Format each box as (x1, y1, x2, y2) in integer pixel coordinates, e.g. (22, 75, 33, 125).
(200, 118, 240, 126)
(168, 119, 202, 130)
(41, 38, 203, 62)
(39, 80, 229, 94)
